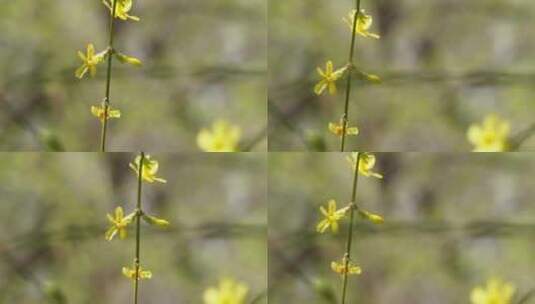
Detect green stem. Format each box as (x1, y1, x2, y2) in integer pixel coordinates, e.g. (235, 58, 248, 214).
(340, 0, 361, 152)
(341, 152, 361, 304)
(100, 0, 119, 152)
(134, 152, 144, 304)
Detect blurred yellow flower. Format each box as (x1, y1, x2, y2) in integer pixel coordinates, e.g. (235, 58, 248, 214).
(328, 118, 359, 137)
(343, 9, 380, 39)
(467, 114, 510, 152)
(317, 200, 349, 234)
(75, 44, 107, 79)
(91, 103, 121, 123)
(102, 0, 140, 21)
(314, 61, 347, 95)
(122, 266, 152, 280)
(331, 258, 362, 276)
(347, 152, 383, 179)
(129, 155, 167, 183)
(105, 206, 135, 241)
(197, 120, 241, 152)
(203, 278, 248, 304)
(470, 278, 515, 304)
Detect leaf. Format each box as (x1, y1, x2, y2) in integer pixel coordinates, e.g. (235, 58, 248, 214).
(358, 209, 384, 224)
(142, 214, 170, 228)
(115, 51, 142, 66)
(358, 71, 382, 84)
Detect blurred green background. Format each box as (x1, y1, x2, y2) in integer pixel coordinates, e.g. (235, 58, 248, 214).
(269, 153, 535, 303)
(269, 0, 535, 151)
(0, 0, 266, 151)
(0, 153, 266, 303)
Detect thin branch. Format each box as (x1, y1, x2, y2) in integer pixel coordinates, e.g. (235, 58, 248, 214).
(340, 152, 361, 304)
(134, 152, 145, 304)
(510, 122, 535, 150)
(517, 288, 535, 304)
(100, 0, 119, 152)
(240, 125, 268, 152)
(340, 0, 361, 151)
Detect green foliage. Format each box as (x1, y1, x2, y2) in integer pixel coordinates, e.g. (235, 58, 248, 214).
(0, 153, 266, 303)
(0, 0, 266, 151)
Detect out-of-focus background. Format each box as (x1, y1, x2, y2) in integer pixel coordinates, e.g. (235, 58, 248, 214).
(0, 153, 266, 303)
(0, 0, 266, 151)
(269, 153, 535, 303)
(269, 0, 535, 151)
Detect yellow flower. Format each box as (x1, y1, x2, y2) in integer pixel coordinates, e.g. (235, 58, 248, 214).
(328, 118, 359, 137)
(102, 0, 140, 21)
(129, 154, 167, 183)
(91, 103, 121, 123)
(197, 120, 241, 152)
(343, 9, 380, 39)
(331, 258, 362, 276)
(470, 278, 515, 304)
(122, 266, 152, 280)
(75, 44, 107, 79)
(347, 152, 383, 179)
(203, 278, 248, 304)
(105, 206, 135, 241)
(467, 114, 510, 152)
(314, 61, 348, 95)
(316, 200, 349, 234)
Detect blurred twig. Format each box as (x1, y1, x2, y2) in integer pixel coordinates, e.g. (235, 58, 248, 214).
(4, 65, 265, 87)
(0, 94, 65, 151)
(0, 247, 46, 296)
(510, 122, 535, 150)
(268, 101, 308, 146)
(1, 222, 265, 254)
(269, 242, 337, 304)
(276, 220, 535, 244)
(0, 203, 68, 303)
(240, 125, 268, 152)
(518, 288, 535, 304)
(274, 71, 535, 96)
(269, 101, 327, 151)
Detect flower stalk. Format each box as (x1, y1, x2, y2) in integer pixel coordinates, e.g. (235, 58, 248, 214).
(133, 152, 144, 304)
(313, 0, 380, 151)
(340, 152, 360, 304)
(105, 152, 169, 303)
(315, 152, 383, 303)
(100, 0, 119, 152)
(76, 0, 142, 151)
(340, 0, 361, 152)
